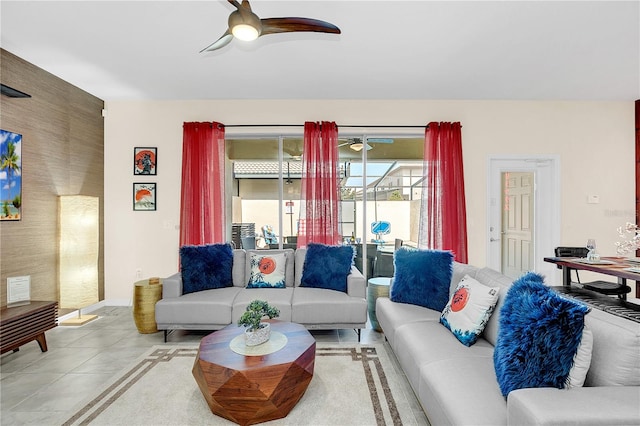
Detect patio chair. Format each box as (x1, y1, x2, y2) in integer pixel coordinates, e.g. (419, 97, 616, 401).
(262, 225, 278, 245)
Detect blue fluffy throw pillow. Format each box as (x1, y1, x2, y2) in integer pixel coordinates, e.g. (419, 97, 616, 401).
(493, 272, 591, 396)
(180, 243, 233, 295)
(300, 243, 354, 293)
(390, 248, 453, 311)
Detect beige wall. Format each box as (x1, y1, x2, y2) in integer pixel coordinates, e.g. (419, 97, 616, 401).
(0, 49, 104, 308)
(103, 100, 635, 303)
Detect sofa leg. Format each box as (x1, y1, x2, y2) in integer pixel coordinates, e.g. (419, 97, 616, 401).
(355, 328, 361, 342)
(164, 330, 168, 343)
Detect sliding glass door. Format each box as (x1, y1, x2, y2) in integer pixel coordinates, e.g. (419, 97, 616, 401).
(338, 135, 423, 277)
(227, 133, 423, 279)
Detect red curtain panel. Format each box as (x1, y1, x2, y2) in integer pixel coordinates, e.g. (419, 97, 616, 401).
(419, 122, 468, 263)
(297, 121, 341, 247)
(180, 122, 226, 246)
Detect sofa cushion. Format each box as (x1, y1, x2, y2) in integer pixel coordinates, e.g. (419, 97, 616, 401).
(450, 261, 481, 295)
(390, 248, 453, 311)
(291, 287, 367, 325)
(300, 243, 354, 293)
(493, 272, 591, 396)
(419, 357, 507, 426)
(583, 307, 640, 386)
(474, 267, 517, 346)
(231, 288, 294, 323)
(180, 243, 234, 294)
(155, 287, 241, 326)
(440, 275, 500, 346)
(231, 249, 246, 287)
(375, 297, 441, 349)
(246, 252, 286, 288)
(507, 386, 640, 426)
(393, 321, 495, 391)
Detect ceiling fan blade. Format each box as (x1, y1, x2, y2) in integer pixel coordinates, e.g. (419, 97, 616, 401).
(228, 0, 242, 9)
(260, 17, 341, 35)
(367, 138, 394, 144)
(200, 30, 233, 52)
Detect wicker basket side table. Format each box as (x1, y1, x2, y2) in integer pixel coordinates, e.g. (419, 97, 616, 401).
(133, 278, 163, 334)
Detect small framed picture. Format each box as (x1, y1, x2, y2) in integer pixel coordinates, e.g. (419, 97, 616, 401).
(133, 183, 156, 211)
(133, 147, 157, 175)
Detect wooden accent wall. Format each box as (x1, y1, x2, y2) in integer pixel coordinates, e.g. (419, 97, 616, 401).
(0, 49, 104, 308)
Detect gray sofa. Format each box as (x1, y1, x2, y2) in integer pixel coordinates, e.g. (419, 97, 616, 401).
(376, 262, 640, 425)
(156, 248, 367, 341)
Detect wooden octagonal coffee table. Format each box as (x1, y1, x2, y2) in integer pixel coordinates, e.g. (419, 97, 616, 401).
(192, 320, 316, 426)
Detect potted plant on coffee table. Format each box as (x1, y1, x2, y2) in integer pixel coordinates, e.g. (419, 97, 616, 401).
(238, 300, 280, 346)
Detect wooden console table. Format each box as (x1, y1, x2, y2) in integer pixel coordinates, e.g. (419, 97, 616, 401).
(0, 301, 58, 354)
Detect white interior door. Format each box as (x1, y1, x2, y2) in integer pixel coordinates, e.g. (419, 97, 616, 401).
(487, 156, 560, 281)
(501, 172, 534, 279)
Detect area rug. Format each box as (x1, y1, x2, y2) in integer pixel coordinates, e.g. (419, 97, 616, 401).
(59, 343, 423, 425)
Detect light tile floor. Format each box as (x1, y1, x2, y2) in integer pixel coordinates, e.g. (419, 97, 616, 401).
(1, 306, 428, 425)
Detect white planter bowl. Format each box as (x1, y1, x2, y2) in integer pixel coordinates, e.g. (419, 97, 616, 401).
(244, 322, 271, 346)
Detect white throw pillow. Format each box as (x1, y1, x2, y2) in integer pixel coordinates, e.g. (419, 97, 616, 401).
(566, 324, 593, 388)
(246, 253, 286, 288)
(440, 275, 500, 346)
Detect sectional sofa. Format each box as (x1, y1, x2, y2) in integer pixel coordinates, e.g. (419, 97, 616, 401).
(155, 247, 368, 341)
(377, 261, 640, 426)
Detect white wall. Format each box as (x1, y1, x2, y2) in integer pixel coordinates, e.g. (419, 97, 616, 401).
(103, 100, 635, 303)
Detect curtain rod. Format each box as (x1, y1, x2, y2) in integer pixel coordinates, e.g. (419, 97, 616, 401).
(223, 124, 429, 128)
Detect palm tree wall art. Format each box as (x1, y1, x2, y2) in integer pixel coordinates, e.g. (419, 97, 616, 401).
(0, 129, 22, 221)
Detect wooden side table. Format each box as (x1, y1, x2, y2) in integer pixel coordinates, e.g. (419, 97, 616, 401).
(133, 278, 163, 334)
(0, 301, 58, 354)
(368, 277, 391, 332)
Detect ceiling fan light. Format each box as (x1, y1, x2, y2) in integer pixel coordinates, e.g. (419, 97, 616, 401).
(349, 142, 364, 152)
(232, 24, 259, 41)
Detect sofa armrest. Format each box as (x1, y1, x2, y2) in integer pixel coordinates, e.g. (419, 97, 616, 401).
(346, 266, 366, 298)
(162, 272, 183, 298)
(507, 386, 640, 425)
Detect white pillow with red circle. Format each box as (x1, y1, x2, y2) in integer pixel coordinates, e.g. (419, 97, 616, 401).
(246, 253, 286, 288)
(440, 275, 500, 346)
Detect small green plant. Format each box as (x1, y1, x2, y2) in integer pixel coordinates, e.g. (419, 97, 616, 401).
(238, 300, 280, 332)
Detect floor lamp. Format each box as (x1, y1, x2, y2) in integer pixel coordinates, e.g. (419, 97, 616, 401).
(58, 195, 99, 326)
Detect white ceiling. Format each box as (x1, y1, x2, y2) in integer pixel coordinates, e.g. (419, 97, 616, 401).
(1, 1, 638, 102)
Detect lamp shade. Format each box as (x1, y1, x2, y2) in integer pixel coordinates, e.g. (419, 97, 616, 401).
(58, 195, 99, 310)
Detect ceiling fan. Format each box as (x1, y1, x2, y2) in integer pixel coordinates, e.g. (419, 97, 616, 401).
(201, 0, 341, 52)
(338, 137, 394, 152)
